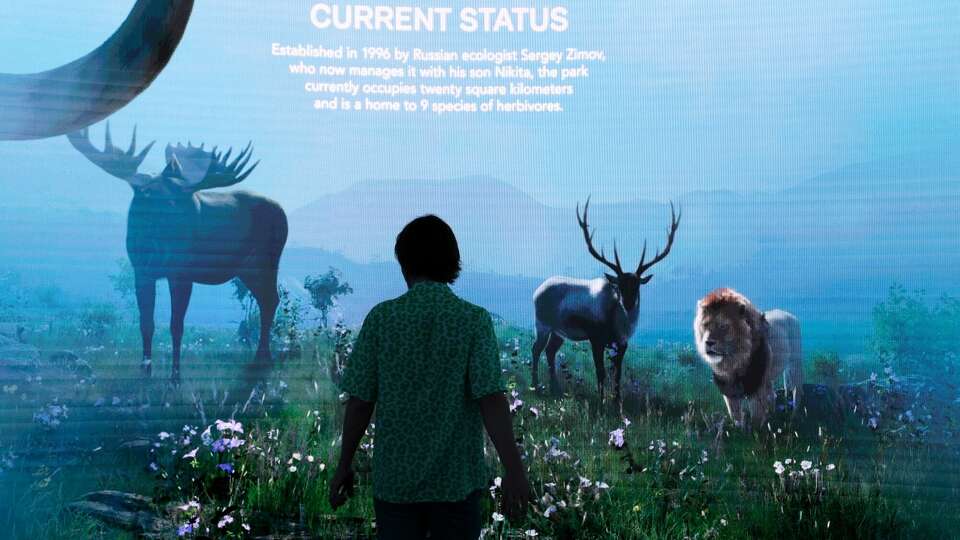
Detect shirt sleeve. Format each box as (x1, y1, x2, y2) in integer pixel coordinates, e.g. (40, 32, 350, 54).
(467, 309, 507, 400)
(340, 307, 380, 403)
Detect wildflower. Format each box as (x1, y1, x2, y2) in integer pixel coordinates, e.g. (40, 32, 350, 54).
(544, 505, 557, 518)
(158, 432, 172, 441)
(242, 523, 251, 532)
(225, 437, 245, 449)
(720, 518, 728, 526)
(200, 426, 213, 446)
(215, 419, 244, 434)
(211, 439, 227, 453)
(307, 455, 315, 463)
(633, 505, 641, 512)
(182, 447, 198, 460)
(288, 465, 297, 473)
(578, 476, 592, 489)
(529, 407, 540, 418)
(608, 428, 625, 448)
(177, 523, 194, 536)
(148, 462, 159, 472)
(177, 500, 201, 512)
(525, 529, 539, 537)
(773, 461, 785, 475)
(292, 452, 302, 461)
(217, 514, 234, 528)
(800, 460, 813, 471)
(826, 464, 836, 471)
(596, 481, 609, 490)
(492, 512, 505, 522)
(218, 463, 234, 474)
(319, 463, 326, 471)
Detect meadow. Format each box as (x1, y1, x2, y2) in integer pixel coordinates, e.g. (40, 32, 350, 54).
(0, 280, 958, 539)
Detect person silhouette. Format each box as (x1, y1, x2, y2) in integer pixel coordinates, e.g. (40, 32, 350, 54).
(329, 214, 530, 539)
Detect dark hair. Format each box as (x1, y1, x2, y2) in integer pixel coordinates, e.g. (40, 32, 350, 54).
(394, 215, 462, 284)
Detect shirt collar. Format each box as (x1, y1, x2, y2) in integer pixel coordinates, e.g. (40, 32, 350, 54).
(408, 280, 452, 294)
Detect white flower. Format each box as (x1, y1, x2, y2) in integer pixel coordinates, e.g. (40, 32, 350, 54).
(288, 465, 297, 473)
(158, 432, 172, 441)
(182, 447, 198, 460)
(773, 461, 785, 475)
(800, 460, 813, 471)
(292, 452, 302, 461)
(307, 455, 315, 463)
(525, 530, 539, 537)
(217, 514, 234, 528)
(492, 512, 505, 522)
(544, 505, 557, 518)
(493, 477, 502, 488)
(215, 419, 244, 434)
(784, 458, 793, 465)
(608, 428, 625, 448)
(596, 481, 609, 490)
(319, 463, 326, 471)
(826, 464, 836, 471)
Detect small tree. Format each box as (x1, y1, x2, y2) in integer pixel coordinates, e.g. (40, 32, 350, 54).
(304, 268, 353, 329)
(872, 284, 960, 371)
(231, 278, 258, 350)
(108, 259, 136, 309)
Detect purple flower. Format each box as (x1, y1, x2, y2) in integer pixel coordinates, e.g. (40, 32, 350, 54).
(212, 439, 227, 453)
(218, 463, 234, 474)
(177, 523, 194, 536)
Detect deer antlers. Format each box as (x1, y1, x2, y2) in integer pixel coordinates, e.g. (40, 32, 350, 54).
(576, 196, 682, 279)
(637, 201, 681, 278)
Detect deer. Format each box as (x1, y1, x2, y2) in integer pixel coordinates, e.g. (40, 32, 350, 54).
(532, 197, 680, 404)
(67, 123, 288, 381)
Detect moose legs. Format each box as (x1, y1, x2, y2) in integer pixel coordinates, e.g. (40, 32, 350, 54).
(239, 269, 280, 363)
(169, 279, 193, 381)
(135, 275, 156, 376)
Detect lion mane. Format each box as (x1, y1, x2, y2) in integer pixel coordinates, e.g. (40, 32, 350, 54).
(694, 287, 804, 427)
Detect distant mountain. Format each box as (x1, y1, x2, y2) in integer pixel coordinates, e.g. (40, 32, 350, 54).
(3, 154, 958, 354)
(289, 165, 960, 295)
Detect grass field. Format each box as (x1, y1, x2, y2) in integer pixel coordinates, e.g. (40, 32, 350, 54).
(1, 292, 959, 539)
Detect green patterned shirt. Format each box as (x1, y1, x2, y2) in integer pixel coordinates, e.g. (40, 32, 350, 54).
(340, 280, 506, 503)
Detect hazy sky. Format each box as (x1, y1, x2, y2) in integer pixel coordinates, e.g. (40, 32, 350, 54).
(0, 1, 957, 212)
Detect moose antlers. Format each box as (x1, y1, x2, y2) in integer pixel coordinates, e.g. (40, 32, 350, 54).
(67, 123, 260, 191)
(576, 196, 682, 278)
(67, 122, 154, 183)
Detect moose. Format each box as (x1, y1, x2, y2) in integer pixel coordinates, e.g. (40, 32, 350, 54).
(68, 123, 288, 380)
(532, 198, 680, 403)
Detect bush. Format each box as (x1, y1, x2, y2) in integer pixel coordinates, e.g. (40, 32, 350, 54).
(78, 303, 119, 340)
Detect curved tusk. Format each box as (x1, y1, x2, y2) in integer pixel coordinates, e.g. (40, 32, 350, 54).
(0, 0, 194, 141)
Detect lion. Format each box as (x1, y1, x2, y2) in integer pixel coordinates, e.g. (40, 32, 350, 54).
(694, 288, 803, 428)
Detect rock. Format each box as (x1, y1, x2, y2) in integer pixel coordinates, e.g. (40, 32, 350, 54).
(47, 350, 93, 376)
(0, 323, 26, 342)
(119, 438, 154, 450)
(0, 334, 40, 369)
(65, 491, 171, 535)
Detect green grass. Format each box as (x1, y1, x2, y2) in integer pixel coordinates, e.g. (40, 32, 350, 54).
(0, 317, 957, 539)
